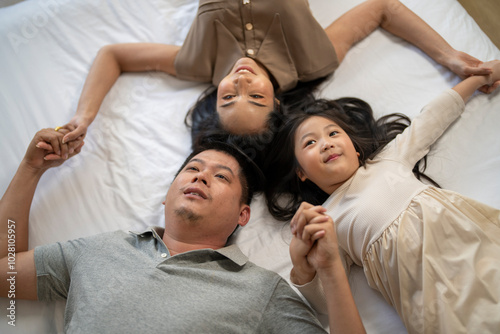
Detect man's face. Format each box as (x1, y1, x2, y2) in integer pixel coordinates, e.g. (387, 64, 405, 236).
(164, 150, 250, 245)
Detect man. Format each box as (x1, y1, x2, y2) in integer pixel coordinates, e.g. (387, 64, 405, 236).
(0, 128, 328, 333)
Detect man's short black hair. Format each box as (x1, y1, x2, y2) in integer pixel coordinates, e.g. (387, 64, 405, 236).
(175, 137, 265, 205)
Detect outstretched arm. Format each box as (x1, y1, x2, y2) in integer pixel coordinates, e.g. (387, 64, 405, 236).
(326, 0, 491, 80)
(0, 129, 83, 299)
(290, 202, 365, 334)
(61, 43, 180, 144)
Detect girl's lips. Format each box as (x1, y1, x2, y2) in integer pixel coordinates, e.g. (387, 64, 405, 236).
(325, 154, 340, 163)
(235, 66, 256, 75)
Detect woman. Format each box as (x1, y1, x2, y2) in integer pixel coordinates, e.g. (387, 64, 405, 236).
(59, 0, 489, 144)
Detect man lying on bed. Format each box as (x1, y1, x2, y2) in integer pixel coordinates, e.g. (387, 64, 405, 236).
(0, 128, 365, 333)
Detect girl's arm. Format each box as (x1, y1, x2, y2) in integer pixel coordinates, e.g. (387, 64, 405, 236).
(326, 0, 491, 81)
(61, 43, 180, 144)
(290, 202, 366, 334)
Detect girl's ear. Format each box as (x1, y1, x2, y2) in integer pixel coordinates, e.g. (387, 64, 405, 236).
(296, 168, 307, 182)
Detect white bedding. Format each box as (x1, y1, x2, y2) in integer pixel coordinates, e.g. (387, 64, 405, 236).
(1, 0, 499, 333)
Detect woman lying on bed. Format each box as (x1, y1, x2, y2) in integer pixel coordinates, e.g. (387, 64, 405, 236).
(58, 0, 490, 146)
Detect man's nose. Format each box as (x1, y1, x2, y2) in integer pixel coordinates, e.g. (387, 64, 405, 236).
(192, 172, 208, 186)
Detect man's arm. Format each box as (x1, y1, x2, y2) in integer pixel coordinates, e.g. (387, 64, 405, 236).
(0, 129, 83, 299)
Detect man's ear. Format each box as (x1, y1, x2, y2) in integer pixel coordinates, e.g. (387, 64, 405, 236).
(238, 205, 251, 227)
(296, 168, 307, 182)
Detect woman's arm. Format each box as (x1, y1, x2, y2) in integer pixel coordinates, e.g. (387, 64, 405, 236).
(325, 0, 491, 80)
(61, 43, 180, 144)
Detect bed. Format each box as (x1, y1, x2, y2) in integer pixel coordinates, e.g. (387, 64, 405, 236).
(1, 0, 499, 332)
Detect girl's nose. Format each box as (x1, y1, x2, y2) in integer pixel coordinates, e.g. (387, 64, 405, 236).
(322, 140, 334, 151)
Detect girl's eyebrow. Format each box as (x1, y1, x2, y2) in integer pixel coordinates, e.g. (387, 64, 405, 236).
(299, 123, 339, 142)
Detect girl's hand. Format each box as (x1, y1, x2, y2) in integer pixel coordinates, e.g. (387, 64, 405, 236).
(480, 60, 500, 93)
(24, 128, 84, 171)
(290, 202, 327, 238)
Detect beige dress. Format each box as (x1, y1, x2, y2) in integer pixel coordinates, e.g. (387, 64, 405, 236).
(300, 90, 500, 333)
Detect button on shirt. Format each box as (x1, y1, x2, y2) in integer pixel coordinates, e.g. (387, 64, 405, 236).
(174, 0, 338, 92)
(34, 227, 326, 333)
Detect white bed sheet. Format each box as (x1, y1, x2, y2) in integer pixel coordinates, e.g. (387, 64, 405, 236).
(0, 0, 499, 333)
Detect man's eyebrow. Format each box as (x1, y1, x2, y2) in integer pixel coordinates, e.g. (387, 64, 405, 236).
(220, 100, 268, 108)
(188, 158, 235, 176)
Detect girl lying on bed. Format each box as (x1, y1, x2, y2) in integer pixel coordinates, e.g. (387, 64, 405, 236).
(263, 60, 500, 333)
(58, 0, 490, 145)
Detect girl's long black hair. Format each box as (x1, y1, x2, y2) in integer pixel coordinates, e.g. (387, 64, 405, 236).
(263, 98, 439, 222)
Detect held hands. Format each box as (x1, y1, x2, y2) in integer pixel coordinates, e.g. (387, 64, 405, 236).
(23, 128, 84, 172)
(480, 59, 500, 93)
(58, 114, 90, 145)
(289, 202, 341, 285)
(446, 52, 500, 93)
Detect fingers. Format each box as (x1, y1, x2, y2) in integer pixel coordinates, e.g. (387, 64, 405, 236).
(291, 202, 327, 236)
(36, 128, 84, 161)
(464, 66, 492, 77)
(62, 125, 86, 144)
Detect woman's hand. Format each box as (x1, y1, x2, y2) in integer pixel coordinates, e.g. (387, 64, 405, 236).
(58, 115, 90, 145)
(23, 128, 84, 172)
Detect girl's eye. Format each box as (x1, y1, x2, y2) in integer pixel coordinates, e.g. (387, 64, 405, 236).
(304, 139, 316, 147)
(329, 131, 338, 136)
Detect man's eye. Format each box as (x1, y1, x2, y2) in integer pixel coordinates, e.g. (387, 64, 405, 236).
(216, 174, 228, 181)
(250, 94, 263, 99)
(222, 95, 235, 100)
(186, 166, 199, 171)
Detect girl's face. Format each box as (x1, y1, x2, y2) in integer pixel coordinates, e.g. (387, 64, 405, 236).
(294, 116, 360, 195)
(217, 58, 275, 134)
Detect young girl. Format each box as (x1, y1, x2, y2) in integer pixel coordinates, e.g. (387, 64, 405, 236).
(57, 0, 489, 144)
(264, 60, 500, 333)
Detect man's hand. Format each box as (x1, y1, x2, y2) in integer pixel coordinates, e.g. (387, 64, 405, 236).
(24, 128, 84, 171)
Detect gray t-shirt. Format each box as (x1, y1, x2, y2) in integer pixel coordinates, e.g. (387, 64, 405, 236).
(34, 227, 326, 333)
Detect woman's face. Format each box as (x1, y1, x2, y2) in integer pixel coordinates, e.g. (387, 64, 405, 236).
(294, 116, 360, 195)
(217, 58, 275, 134)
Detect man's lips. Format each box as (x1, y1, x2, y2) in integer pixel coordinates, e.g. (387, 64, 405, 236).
(324, 153, 340, 163)
(183, 187, 207, 199)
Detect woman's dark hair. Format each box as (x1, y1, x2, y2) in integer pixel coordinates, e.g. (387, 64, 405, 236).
(263, 98, 440, 221)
